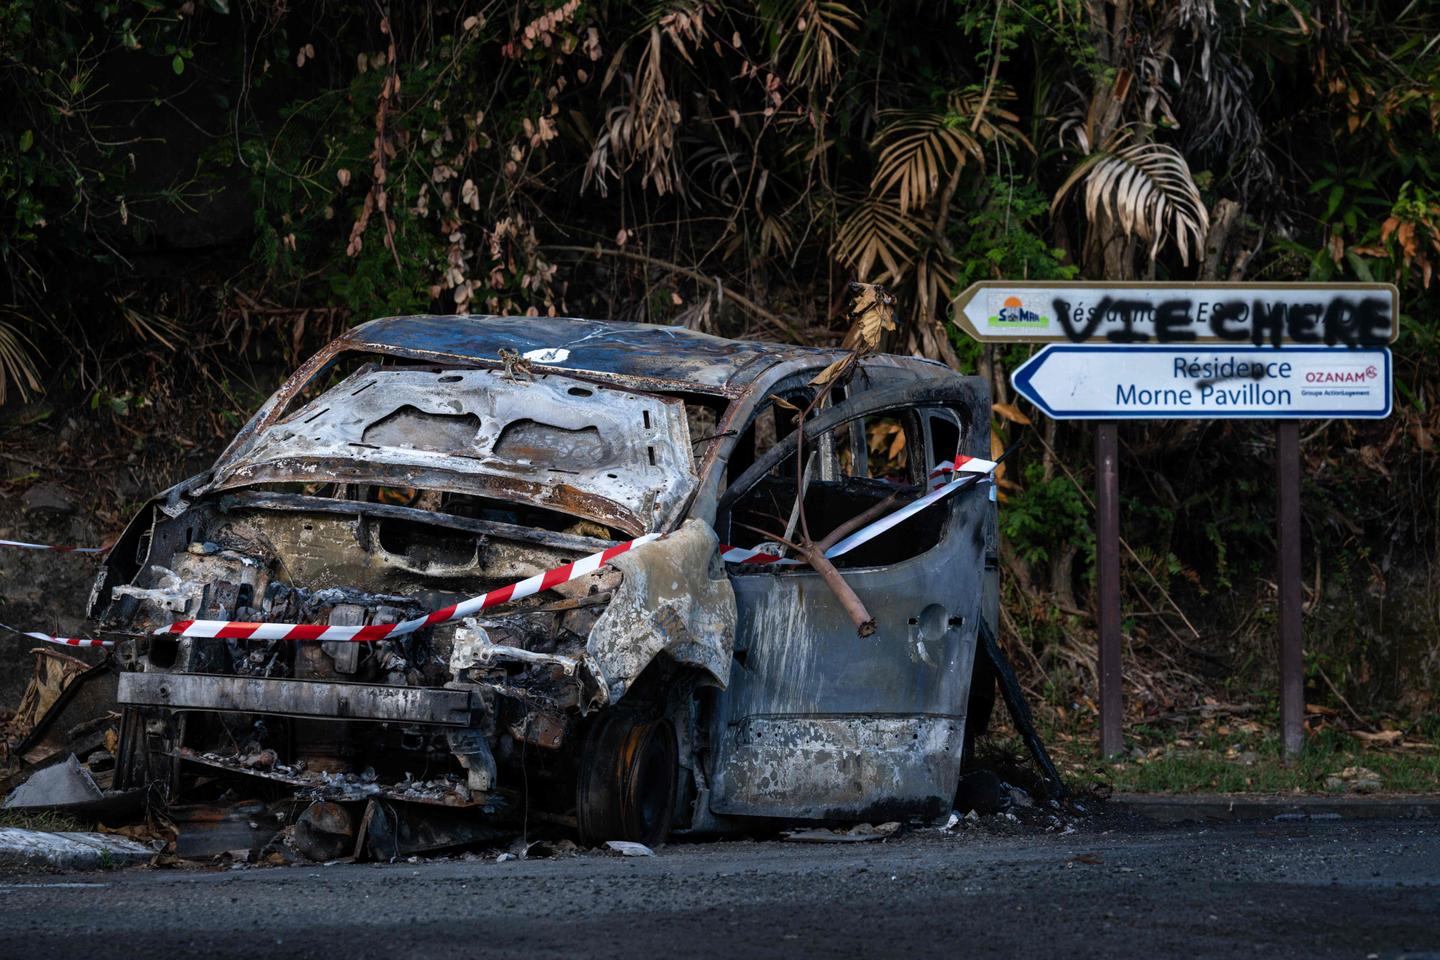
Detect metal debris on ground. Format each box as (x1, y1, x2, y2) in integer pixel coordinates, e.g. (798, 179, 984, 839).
(782, 822, 901, 844)
(604, 840, 655, 856)
(2, 755, 101, 809)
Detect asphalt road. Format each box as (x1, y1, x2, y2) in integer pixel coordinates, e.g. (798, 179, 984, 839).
(1, 817, 1437, 959)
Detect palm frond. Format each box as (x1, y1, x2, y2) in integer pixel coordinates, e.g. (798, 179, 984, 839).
(0, 318, 42, 405)
(114, 296, 184, 351)
(870, 90, 1024, 214)
(1052, 138, 1210, 266)
(833, 195, 925, 283)
(764, 0, 861, 89)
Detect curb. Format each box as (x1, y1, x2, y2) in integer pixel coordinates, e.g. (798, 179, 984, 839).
(1110, 793, 1440, 824)
(0, 827, 154, 872)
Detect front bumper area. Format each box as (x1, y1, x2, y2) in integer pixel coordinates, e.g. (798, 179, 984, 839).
(118, 672, 484, 726)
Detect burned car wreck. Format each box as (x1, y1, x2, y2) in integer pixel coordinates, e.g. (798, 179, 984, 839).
(90, 315, 1003, 852)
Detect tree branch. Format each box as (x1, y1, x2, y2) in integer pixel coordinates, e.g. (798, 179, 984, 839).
(546, 245, 802, 341)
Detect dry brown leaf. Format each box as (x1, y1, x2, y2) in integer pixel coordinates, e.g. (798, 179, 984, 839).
(769, 394, 801, 412)
(808, 355, 853, 388)
(887, 429, 906, 460)
(839, 282, 898, 354)
(992, 402, 1031, 425)
(1352, 729, 1404, 745)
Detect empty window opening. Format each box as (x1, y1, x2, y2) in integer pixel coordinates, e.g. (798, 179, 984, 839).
(724, 408, 944, 569)
(928, 412, 961, 465)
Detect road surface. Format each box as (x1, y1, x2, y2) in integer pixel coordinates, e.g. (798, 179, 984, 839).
(0, 816, 1436, 959)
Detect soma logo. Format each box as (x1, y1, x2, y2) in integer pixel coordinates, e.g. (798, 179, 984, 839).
(988, 295, 1048, 327)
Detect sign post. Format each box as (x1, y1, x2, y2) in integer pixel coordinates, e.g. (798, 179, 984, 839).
(1276, 422, 1304, 757)
(964, 281, 1399, 759)
(1095, 424, 1123, 758)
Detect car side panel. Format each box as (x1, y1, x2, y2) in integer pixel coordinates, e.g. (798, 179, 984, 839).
(707, 484, 989, 821)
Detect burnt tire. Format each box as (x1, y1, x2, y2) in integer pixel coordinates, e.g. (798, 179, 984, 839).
(576, 712, 678, 847)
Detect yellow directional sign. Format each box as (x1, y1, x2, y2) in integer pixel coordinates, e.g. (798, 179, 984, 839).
(951, 281, 1400, 346)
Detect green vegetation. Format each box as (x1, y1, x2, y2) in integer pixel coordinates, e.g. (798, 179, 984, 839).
(0, 808, 86, 832)
(1103, 733, 1440, 795)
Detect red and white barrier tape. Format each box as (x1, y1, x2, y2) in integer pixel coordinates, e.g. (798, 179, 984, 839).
(0, 622, 113, 648)
(928, 454, 993, 486)
(157, 534, 662, 643)
(0, 539, 110, 645)
(165, 456, 994, 638)
(0, 538, 105, 554)
(826, 455, 993, 557)
(719, 455, 996, 566)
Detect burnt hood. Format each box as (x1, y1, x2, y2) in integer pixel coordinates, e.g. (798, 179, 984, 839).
(198, 365, 697, 536)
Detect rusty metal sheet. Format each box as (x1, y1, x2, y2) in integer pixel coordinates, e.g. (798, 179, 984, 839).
(355, 798, 512, 860)
(586, 518, 736, 704)
(709, 716, 962, 821)
(118, 672, 481, 726)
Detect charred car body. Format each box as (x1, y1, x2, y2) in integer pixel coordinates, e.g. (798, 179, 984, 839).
(95, 316, 998, 846)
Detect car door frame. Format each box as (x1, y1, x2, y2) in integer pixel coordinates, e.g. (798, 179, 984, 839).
(697, 372, 993, 822)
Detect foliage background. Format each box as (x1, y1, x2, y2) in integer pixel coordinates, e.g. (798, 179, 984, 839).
(2, 0, 1438, 768)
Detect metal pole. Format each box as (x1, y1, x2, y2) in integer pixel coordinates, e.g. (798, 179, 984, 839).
(1095, 423, 1123, 758)
(1276, 421, 1304, 758)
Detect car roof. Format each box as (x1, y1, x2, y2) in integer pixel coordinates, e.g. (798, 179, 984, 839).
(339, 315, 943, 397)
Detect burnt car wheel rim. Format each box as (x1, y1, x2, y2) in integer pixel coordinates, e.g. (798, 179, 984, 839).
(577, 714, 677, 847)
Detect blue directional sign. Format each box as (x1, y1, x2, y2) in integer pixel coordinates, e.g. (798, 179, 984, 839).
(1010, 345, 1392, 420)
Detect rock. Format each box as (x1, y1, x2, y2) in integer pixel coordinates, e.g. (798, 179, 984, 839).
(21, 483, 75, 515)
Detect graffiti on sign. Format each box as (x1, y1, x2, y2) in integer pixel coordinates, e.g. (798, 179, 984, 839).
(954, 282, 1399, 346)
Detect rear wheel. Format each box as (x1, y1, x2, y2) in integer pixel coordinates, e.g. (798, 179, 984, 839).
(576, 712, 678, 846)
